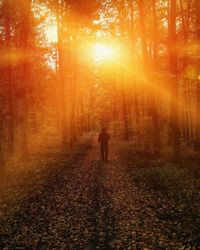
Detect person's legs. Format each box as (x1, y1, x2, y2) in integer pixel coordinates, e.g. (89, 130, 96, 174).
(105, 144, 108, 162)
(101, 144, 104, 161)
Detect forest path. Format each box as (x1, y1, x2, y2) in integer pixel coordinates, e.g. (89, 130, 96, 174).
(0, 137, 198, 249)
(0, 138, 145, 249)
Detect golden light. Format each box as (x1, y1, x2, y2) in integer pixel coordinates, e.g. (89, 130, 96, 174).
(93, 42, 114, 61)
(45, 25, 58, 43)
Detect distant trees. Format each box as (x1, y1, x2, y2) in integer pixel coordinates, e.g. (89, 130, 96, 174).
(0, 0, 57, 164)
(94, 0, 199, 156)
(0, 0, 199, 166)
(50, 0, 100, 146)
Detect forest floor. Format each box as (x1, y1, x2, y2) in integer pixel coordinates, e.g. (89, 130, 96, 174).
(0, 135, 199, 250)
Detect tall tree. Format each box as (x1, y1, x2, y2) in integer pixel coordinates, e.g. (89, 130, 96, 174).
(4, 1, 14, 156)
(0, 93, 5, 167)
(18, 0, 32, 159)
(169, 0, 180, 157)
(56, 1, 68, 144)
(137, 0, 148, 63)
(194, 0, 200, 150)
(150, 0, 161, 154)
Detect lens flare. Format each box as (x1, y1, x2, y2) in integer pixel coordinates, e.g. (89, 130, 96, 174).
(93, 43, 114, 61)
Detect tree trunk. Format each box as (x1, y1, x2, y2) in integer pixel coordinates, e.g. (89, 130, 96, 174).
(169, 0, 180, 158)
(57, 11, 67, 144)
(180, 0, 191, 145)
(5, 15, 15, 156)
(138, 0, 148, 62)
(18, 0, 32, 159)
(120, 63, 129, 140)
(183, 83, 190, 143)
(122, 90, 129, 140)
(0, 96, 5, 168)
(194, 0, 200, 150)
(79, 92, 84, 135)
(113, 82, 117, 137)
(151, 0, 161, 154)
(70, 32, 77, 146)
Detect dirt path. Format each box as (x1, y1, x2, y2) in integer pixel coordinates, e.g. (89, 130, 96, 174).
(0, 139, 198, 249)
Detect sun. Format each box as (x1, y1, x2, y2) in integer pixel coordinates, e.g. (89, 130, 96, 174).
(45, 25, 58, 43)
(93, 43, 114, 61)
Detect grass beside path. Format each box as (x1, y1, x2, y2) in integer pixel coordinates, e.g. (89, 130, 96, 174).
(119, 142, 200, 249)
(0, 136, 92, 230)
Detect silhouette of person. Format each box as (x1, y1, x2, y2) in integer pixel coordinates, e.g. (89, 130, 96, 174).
(98, 128, 110, 162)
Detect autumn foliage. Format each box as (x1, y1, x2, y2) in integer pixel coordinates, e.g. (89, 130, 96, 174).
(0, 0, 200, 165)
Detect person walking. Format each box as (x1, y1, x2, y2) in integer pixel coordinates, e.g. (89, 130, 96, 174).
(98, 128, 110, 162)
